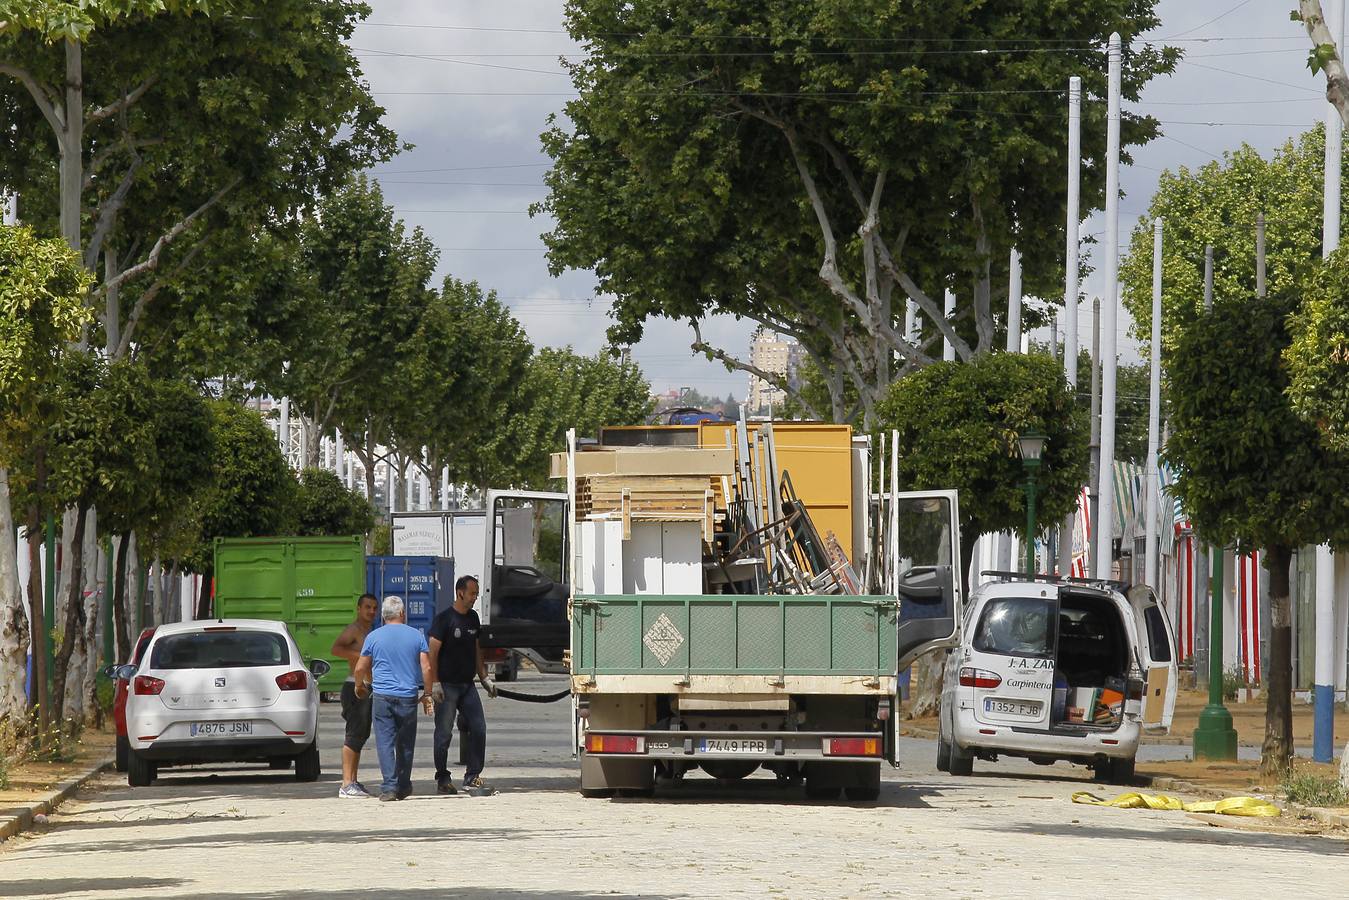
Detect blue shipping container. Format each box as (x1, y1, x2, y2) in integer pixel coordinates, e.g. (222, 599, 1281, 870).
(366, 556, 456, 638)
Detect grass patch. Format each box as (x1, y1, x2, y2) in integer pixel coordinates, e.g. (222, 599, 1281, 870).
(1282, 766, 1349, 808)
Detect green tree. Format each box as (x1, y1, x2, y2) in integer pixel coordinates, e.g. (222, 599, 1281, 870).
(96, 375, 213, 661)
(508, 348, 654, 489)
(430, 279, 534, 499)
(1120, 129, 1337, 351)
(180, 402, 296, 617)
(0, 223, 90, 727)
(1287, 247, 1349, 451)
(294, 468, 374, 539)
(875, 352, 1089, 577)
(1166, 291, 1349, 780)
(298, 178, 438, 499)
(539, 0, 1176, 423)
(1, 0, 399, 359)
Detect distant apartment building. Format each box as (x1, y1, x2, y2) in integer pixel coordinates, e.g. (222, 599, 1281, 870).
(747, 329, 802, 412)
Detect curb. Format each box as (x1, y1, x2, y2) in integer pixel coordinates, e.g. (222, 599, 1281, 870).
(0, 757, 113, 843)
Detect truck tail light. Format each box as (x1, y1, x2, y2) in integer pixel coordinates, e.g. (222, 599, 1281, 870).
(482, 648, 509, 664)
(823, 737, 881, 757)
(959, 668, 1002, 689)
(275, 670, 308, 691)
(585, 734, 645, 754)
(133, 675, 165, 695)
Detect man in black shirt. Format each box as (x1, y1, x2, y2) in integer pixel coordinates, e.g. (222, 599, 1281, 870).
(428, 574, 497, 795)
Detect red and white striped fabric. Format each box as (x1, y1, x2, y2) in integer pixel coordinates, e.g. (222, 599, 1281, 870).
(1070, 485, 1091, 578)
(1236, 551, 1261, 685)
(1175, 530, 1196, 662)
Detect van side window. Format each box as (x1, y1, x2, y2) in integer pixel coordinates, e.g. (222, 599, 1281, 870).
(973, 597, 1056, 658)
(1143, 605, 1172, 662)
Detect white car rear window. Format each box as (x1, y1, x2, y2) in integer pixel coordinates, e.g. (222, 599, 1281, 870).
(973, 597, 1056, 658)
(151, 631, 290, 669)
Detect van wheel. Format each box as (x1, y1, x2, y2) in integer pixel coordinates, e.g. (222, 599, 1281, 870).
(947, 743, 974, 777)
(936, 734, 952, 773)
(127, 749, 156, 787)
(115, 735, 129, 773)
(1107, 756, 1136, 785)
(294, 742, 321, 782)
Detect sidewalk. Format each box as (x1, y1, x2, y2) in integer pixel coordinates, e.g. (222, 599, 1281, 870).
(0, 729, 114, 843)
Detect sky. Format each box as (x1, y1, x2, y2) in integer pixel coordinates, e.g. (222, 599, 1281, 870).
(351, 1, 1331, 397)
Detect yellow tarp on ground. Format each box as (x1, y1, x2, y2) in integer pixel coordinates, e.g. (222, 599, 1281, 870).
(1071, 791, 1281, 817)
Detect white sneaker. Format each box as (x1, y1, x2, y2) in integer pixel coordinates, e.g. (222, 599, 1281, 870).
(338, 783, 370, 799)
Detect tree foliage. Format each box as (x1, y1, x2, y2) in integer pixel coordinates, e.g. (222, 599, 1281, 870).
(1166, 289, 1349, 777)
(540, 0, 1176, 422)
(875, 352, 1088, 570)
(508, 347, 654, 489)
(1287, 247, 1349, 451)
(294, 468, 374, 539)
(178, 402, 295, 575)
(1120, 129, 1336, 353)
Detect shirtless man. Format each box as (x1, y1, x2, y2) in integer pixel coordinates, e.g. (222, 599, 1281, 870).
(331, 592, 379, 798)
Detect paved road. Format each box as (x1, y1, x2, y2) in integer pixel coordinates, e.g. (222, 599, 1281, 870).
(1, 673, 1346, 899)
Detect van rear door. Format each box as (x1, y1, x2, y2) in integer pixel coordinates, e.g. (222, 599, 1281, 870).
(966, 588, 1058, 731)
(1127, 585, 1178, 731)
(479, 490, 570, 654)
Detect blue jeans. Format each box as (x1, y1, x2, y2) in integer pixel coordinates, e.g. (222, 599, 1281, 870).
(371, 693, 419, 795)
(433, 682, 486, 782)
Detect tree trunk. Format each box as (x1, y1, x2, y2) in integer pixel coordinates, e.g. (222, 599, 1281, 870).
(51, 504, 88, 725)
(112, 531, 131, 662)
(195, 570, 212, 620)
(0, 468, 30, 722)
(76, 505, 99, 724)
(1259, 543, 1294, 783)
(26, 520, 50, 737)
(907, 650, 944, 717)
(60, 39, 83, 260)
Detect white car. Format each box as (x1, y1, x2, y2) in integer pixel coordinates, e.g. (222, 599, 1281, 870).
(119, 619, 330, 786)
(937, 574, 1177, 783)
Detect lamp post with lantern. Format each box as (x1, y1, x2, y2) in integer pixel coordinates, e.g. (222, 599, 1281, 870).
(1017, 430, 1048, 574)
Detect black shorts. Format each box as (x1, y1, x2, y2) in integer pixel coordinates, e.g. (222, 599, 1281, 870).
(340, 681, 373, 752)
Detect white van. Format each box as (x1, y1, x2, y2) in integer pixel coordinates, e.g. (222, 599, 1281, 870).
(936, 573, 1177, 783)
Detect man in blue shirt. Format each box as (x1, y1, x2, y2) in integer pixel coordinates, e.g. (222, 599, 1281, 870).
(353, 596, 433, 801)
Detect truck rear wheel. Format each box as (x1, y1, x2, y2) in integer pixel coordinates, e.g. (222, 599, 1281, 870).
(843, 763, 881, 802)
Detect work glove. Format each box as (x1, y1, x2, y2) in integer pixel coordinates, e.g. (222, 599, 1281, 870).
(481, 676, 498, 699)
(431, 682, 445, 704)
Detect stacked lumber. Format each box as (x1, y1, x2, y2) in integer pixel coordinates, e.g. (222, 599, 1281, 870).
(552, 447, 733, 541)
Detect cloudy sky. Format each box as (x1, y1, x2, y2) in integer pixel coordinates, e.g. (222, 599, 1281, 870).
(352, 1, 1329, 397)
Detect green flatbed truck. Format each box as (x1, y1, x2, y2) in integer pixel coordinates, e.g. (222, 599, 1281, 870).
(565, 429, 963, 799)
(213, 535, 365, 694)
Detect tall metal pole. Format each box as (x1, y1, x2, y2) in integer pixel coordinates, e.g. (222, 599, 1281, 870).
(1256, 212, 1267, 298)
(1144, 218, 1162, 589)
(1088, 297, 1101, 571)
(1194, 232, 1238, 760)
(1006, 248, 1023, 352)
(1316, 0, 1344, 765)
(1094, 33, 1122, 580)
(942, 289, 956, 362)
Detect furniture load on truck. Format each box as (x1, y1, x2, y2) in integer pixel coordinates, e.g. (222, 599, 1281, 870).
(212, 535, 366, 694)
(560, 424, 963, 800)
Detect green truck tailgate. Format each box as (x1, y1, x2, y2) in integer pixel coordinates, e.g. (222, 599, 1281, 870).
(214, 536, 365, 692)
(571, 594, 898, 678)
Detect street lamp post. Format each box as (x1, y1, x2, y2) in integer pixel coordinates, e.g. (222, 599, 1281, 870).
(1017, 431, 1048, 574)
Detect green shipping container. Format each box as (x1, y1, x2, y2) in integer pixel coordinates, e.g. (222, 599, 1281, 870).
(214, 536, 366, 693)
